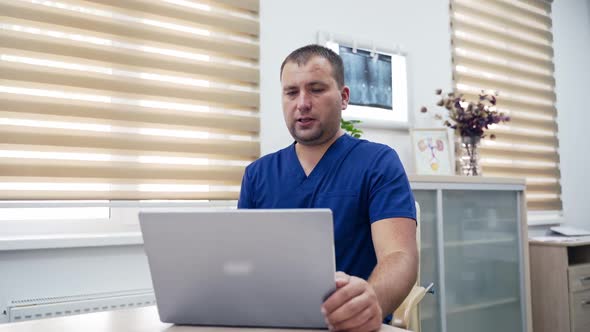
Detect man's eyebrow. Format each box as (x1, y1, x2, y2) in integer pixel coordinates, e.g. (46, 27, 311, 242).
(307, 81, 328, 86)
(282, 81, 329, 91)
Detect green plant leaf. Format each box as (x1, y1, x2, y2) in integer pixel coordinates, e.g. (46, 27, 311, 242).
(340, 118, 363, 138)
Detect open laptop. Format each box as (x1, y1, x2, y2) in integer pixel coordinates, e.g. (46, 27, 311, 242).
(139, 209, 335, 329)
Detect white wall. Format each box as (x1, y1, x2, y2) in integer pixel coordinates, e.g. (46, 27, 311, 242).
(259, 0, 454, 170)
(553, 0, 590, 228)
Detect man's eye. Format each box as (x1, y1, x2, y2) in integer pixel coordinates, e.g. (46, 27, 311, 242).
(312, 88, 324, 93)
(285, 91, 297, 96)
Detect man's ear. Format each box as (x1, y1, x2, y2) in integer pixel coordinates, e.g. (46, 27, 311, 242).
(341, 86, 350, 110)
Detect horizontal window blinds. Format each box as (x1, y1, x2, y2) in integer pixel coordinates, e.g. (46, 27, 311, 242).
(450, 0, 562, 212)
(0, 0, 260, 200)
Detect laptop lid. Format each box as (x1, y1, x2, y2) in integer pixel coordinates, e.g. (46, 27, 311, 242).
(139, 209, 335, 328)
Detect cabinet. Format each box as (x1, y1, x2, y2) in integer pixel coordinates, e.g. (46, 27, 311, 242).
(529, 239, 590, 332)
(409, 176, 532, 332)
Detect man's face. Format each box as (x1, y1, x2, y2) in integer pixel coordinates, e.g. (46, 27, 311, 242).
(280, 56, 349, 146)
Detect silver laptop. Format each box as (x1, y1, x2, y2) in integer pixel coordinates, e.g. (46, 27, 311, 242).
(139, 209, 335, 329)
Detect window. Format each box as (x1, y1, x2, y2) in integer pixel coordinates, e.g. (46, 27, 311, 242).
(450, 0, 562, 218)
(0, 0, 260, 205)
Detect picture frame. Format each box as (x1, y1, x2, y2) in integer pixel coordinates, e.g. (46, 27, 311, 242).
(410, 128, 454, 175)
(318, 32, 409, 129)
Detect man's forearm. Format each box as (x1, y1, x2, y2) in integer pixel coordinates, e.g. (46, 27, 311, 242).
(368, 250, 418, 318)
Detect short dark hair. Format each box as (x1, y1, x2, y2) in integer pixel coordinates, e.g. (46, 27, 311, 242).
(280, 44, 345, 88)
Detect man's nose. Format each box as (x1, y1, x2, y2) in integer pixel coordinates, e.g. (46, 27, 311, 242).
(296, 91, 311, 111)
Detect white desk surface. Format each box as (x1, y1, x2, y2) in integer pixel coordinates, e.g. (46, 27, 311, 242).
(0, 306, 409, 332)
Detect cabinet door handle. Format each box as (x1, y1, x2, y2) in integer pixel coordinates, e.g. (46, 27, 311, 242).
(581, 276, 590, 282)
(582, 300, 590, 307)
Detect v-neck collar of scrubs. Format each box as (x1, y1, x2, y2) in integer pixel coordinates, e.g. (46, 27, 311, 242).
(288, 134, 353, 181)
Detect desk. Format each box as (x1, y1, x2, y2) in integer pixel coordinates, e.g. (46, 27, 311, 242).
(529, 237, 590, 332)
(0, 306, 409, 332)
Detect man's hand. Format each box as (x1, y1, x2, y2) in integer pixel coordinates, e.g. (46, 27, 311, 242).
(322, 272, 382, 332)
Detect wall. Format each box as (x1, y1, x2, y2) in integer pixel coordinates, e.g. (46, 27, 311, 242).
(0, 245, 152, 323)
(259, 0, 454, 170)
(552, 0, 590, 228)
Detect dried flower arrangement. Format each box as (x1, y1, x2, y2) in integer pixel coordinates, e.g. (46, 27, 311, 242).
(421, 89, 510, 139)
(421, 89, 510, 176)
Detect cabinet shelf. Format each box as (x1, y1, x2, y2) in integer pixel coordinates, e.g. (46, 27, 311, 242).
(422, 237, 516, 250)
(444, 237, 516, 247)
(447, 297, 518, 315)
(460, 217, 516, 224)
(420, 298, 519, 321)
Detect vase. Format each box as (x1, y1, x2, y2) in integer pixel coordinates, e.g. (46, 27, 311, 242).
(456, 135, 482, 176)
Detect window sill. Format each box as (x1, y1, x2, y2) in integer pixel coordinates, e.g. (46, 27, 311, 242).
(0, 200, 238, 251)
(0, 231, 143, 251)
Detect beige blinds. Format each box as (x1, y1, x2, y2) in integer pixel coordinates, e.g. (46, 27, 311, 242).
(450, 0, 561, 212)
(0, 0, 260, 200)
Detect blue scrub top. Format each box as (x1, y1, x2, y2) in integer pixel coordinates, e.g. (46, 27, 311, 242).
(238, 134, 416, 281)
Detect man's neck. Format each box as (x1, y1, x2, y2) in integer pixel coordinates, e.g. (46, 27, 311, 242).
(295, 130, 345, 176)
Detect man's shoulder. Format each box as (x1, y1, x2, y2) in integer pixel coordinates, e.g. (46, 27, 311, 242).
(354, 138, 392, 151)
(341, 137, 405, 176)
(350, 137, 399, 160)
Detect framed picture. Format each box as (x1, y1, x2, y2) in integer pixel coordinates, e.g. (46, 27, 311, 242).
(319, 32, 409, 128)
(411, 128, 454, 175)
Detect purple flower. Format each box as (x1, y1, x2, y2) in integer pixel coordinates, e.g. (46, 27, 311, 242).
(426, 89, 510, 139)
(490, 95, 497, 105)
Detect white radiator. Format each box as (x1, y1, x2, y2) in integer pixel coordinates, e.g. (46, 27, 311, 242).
(8, 289, 155, 322)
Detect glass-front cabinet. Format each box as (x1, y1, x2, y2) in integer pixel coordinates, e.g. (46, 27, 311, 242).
(411, 176, 529, 332)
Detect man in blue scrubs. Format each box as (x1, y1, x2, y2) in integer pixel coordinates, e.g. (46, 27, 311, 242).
(238, 45, 417, 331)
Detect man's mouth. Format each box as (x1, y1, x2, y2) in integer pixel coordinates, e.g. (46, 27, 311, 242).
(297, 117, 315, 124)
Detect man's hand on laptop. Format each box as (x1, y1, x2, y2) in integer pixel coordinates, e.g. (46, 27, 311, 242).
(321, 271, 382, 332)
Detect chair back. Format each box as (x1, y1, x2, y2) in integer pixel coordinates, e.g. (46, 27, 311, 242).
(415, 201, 421, 285)
(392, 201, 424, 332)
